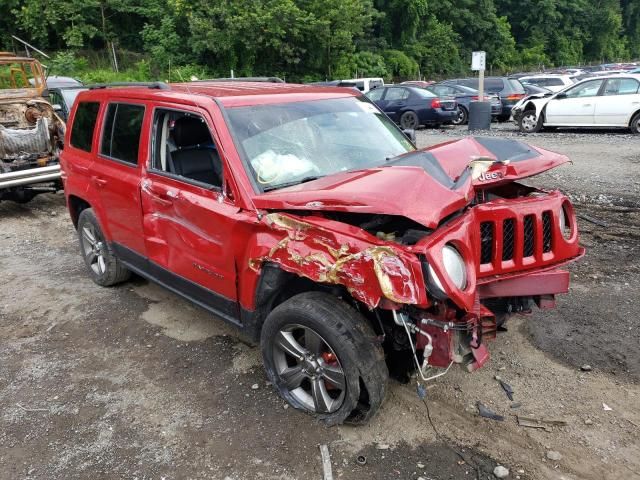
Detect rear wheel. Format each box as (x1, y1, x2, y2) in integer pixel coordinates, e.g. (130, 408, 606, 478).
(400, 111, 419, 129)
(518, 110, 543, 133)
(630, 112, 640, 134)
(452, 106, 468, 125)
(77, 208, 131, 286)
(261, 292, 387, 426)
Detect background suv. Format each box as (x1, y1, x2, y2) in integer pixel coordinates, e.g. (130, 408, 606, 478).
(441, 77, 526, 121)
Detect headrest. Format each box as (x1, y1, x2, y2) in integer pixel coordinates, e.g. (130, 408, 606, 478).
(173, 116, 211, 147)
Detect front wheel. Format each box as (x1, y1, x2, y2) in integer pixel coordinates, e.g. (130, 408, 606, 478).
(518, 110, 543, 133)
(260, 292, 387, 426)
(400, 111, 419, 129)
(452, 106, 468, 125)
(630, 112, 640, 134)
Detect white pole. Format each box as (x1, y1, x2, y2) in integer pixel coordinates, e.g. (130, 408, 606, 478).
(478, 68, 485, 102)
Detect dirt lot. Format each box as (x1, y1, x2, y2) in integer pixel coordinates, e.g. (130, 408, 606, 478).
(1, 124, 639, 480)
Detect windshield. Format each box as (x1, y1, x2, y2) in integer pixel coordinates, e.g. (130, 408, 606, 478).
(61, 88, 86, 108)
(226, 97, 415, 192)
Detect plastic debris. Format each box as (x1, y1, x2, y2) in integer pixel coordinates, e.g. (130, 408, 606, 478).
(476, 402, 504, 421)
(319, 444, 333, 480)
(499, 380, 514, 401)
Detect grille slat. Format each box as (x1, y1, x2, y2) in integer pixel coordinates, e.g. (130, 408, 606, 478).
(542, 211, 553, 253)
(480, 221, 494, 264)
(502, 219, 515, 261)
(523, 215, 535, 257)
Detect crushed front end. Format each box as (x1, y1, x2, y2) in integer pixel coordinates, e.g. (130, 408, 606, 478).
(402, 185, 583, 376)
(0, 53, 64, 202)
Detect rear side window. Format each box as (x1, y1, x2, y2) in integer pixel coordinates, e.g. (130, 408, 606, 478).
(70, 101, 100, 152)
(486, 79, 505, 92)
(100, 103, 145, 165)
(546, 78, 564, 86)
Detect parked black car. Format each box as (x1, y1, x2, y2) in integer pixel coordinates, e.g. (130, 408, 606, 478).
(48, 86, 87, 121)
(365, 85, 457, 128)
(426, 83, 502, 125)
(441, 77, 526, 121)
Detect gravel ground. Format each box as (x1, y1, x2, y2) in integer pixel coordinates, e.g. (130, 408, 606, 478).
(1, 122, 639, 480)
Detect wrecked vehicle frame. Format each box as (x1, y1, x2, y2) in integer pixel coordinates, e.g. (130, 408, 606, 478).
(60, 82, 583, 425)
(0, 52, 64, 202)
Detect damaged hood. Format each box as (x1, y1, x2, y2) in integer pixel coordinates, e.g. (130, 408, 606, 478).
(251, 136, 569, 229)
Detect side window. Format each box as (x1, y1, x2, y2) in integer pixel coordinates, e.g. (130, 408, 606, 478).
(385, 88, 409, 101)
(603, 78, 640, 96)
(70, 101, 100, 152)
(565, 79, 603, 98)
(366, 88, 384, 101)
(150, 109, 223, 189)
(100, 103, 145, 165)
(546, 78, 564, 86)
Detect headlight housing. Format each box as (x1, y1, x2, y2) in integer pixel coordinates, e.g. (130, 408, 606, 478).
(559, 203, 572, 239)
(427, 244, 467, 296)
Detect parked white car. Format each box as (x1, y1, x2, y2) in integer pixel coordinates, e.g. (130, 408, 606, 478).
(519, 74, 575, 92)
(343, 77, 384, 93)
(512, 74, 640, 133)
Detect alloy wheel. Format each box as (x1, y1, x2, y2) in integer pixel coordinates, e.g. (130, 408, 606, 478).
(81, 224, 106, 275)
(272, 324, 346, 413)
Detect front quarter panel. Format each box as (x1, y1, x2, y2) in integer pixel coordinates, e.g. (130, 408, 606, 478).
(239, 212, 429, 310)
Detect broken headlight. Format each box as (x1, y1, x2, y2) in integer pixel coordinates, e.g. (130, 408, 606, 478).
(427, 244, 467, 297)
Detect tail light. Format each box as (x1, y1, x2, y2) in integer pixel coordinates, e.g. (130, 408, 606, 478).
(505, 94, 525, 101)
(431, 98, 441, 109)
(471, 96, 479, 100)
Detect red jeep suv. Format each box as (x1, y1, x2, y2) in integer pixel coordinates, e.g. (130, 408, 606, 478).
(60, 81, 583, 425)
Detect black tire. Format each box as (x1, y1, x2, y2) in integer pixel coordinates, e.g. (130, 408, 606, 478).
(77, 208, 131, 286)
(518, 110, 543, 133)
(497, 114, 511, 122)
(400, 111, 419, 129)
(630, 112, 640, 134)
(452, 106, 468, 125)
(260, 291, 387, 426)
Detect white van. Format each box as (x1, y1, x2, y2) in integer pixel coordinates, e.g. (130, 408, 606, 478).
(343, 78, 384, 93)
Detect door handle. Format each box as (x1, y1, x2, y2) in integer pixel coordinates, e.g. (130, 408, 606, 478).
(165, 189, 179, 199)
(141, 180, 173, 206)
(93, 177, 108, 187)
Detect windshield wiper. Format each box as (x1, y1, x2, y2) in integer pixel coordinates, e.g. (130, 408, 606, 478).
(263, 175, 323, 192)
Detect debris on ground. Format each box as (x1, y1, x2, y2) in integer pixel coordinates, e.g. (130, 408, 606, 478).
(517, 415, 568, 431)
(319, 444, 333, 480)
(499, 380, 514, 401)
(580, 364, 593, 372)
(603, 403, 613, 411)
(493, 465, 510, 478)
(546, 450, 562, 461)
(477, 402, 505, 421)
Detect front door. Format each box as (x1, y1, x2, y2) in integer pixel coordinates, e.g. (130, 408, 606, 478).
(140, 106, 240, 322)
(383, 87, 410, 121)
(544, 79, 603, 125)
(92, 101, 147, 255)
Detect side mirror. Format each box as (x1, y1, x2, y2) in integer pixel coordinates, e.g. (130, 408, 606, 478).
(555, 92, 567, 99)
(402, 128, 416, 143)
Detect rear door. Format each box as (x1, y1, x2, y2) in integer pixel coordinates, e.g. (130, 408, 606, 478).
(92, 101, 148, 256)
(384, 87, 410, 121)
(544, 79, 603, 125)
(594, 77, 640, 125)
(140, 105, 240, 321)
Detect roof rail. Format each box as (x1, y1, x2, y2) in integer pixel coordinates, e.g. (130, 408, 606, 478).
(89, 81, 170, 90)
(192, 77, 285, 84)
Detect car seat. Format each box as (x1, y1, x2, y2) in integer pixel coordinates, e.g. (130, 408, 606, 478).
(170, 116, 222, 187)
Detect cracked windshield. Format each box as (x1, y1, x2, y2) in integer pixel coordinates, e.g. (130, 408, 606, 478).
(226, 97, 415, 191)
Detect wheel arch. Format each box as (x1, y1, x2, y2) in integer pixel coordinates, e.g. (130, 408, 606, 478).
(628, 108, 640, 126)
(68, 195, 92, 228)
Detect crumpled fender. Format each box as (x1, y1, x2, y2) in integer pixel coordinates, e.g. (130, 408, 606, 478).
(243, 212, 429, 309)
